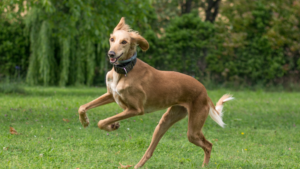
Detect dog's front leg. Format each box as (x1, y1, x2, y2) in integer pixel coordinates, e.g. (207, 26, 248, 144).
(97, 108, 143, 132)
(78, 93, 114, 127)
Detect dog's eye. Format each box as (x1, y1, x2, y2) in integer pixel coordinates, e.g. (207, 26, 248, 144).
(121, 40, 127, 44)
(110, 38, 114, 42)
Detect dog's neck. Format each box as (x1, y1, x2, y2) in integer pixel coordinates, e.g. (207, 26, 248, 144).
(113, 52, 137, 76)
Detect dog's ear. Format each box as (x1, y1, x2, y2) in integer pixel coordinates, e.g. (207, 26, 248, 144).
(114, 17, 130, 32)
(130, 32, 149, 51)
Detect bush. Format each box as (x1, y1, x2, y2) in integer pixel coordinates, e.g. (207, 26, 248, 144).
(140, 11, 215, 78)
(206, 1, 300, 85)
(0, 20, 30, 79)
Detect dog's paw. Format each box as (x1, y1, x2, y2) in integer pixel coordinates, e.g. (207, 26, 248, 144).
(110, 122, 120, 130)
(79, 113, 90, 128)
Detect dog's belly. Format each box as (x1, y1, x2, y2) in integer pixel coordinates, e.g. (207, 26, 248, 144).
(144, 104, 175, 114)
(144, 107, 161, 113)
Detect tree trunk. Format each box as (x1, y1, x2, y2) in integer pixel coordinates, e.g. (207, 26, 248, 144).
(181, 0, 193, 14)
(205, 0, 221, 23)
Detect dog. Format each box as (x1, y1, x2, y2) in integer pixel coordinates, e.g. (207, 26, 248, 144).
(78, 17, 234, 168)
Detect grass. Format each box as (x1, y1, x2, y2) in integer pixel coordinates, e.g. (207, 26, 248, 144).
(0, 81, 25, 94)
(0, 87, 300, 169)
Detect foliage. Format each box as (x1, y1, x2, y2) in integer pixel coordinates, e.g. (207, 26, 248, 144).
(1, 0, 300, 86)
(141, 11, 215, 78)
(0, 87, 300, 168)
(163, 11, 214, 76)
(152, 0, 221, 27)
(1, 0, 155, 86)
(0, 20, 29, 78)
(145, 0, 300, 85)
(206, 0, 300, 85)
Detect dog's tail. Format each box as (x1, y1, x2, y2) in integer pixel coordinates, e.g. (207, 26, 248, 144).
(208, 94, 234, 128)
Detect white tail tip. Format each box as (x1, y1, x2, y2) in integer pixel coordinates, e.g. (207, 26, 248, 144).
(223, 97, 234, 102)
(209, 94, 234, 128)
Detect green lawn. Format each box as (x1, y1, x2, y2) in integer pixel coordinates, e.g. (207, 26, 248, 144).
(0, 87, 299, 169)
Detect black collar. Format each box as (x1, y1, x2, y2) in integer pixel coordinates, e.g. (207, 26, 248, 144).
(113, 53, 137, 76)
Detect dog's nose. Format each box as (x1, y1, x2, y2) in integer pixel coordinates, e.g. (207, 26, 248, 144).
(108, 51, 116, 58)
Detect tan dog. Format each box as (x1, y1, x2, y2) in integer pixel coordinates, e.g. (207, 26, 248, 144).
(78, 17, 234, 168)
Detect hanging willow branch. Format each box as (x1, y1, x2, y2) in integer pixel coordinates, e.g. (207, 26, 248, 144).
(38, 20, 56, 86)
(23, 0, 153, 86)
(26, 7, 40, 85)
(59, 36, 70, 86)
(86, 39, 95, 86)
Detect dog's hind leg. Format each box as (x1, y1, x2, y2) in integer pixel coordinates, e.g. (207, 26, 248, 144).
(134, 106, 187, 169)
(187, 100, 212, 167)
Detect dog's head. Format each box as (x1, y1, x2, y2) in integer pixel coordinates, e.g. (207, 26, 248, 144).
(108, 17, 149, 64)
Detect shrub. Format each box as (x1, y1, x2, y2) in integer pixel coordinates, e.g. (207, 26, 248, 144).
(0, 20, 30, 79)
(140, 11, 215, 79)
(206, 1, 300, 85)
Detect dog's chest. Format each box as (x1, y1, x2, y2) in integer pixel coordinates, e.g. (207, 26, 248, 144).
(107, 74, 126, 109)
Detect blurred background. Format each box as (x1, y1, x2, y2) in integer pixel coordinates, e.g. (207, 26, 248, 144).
(1, 0, 300, 89)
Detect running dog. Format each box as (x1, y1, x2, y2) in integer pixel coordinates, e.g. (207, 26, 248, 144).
(78, 17, 234, 168)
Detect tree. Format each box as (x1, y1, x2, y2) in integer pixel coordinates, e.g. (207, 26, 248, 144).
(2, 0, 155, 86)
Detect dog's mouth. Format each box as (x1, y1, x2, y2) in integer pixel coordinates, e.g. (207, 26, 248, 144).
(109, 53, 123, 64)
